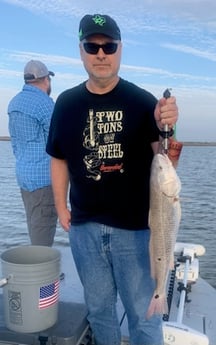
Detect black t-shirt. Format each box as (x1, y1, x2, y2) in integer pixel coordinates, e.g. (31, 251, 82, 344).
(46, 78, 159, 230)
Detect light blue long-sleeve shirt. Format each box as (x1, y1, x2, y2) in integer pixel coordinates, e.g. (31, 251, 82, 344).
(8, 84, 55, 191)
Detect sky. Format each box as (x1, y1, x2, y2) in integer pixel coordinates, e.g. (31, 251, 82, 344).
(0, 0, 216, 141)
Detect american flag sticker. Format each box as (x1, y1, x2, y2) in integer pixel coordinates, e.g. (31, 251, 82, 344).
(38, 280, 60, 309)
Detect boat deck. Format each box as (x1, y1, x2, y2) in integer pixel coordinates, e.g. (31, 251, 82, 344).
(0, 244, 216, 345)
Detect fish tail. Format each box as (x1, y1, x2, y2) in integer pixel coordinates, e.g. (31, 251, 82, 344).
(146, 292, 168, 319)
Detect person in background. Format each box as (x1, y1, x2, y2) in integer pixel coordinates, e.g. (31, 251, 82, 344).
(46, 14, 179, 345)
(8, 60, 57, 247)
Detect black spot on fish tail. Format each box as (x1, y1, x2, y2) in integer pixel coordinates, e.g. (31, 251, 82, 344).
(157, 258, 161, 261)
(155, 294, 159, 299)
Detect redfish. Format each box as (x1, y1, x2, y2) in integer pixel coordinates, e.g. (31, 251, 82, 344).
(147, 153, 181, 319)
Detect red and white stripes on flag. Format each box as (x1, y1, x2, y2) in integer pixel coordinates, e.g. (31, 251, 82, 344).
(39, 280, 59, 309)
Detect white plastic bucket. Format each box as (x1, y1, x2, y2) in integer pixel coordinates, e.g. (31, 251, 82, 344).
(0, 245, 61, 333)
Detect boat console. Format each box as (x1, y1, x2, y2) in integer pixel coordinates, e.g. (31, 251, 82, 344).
(163, 242, 209, 345)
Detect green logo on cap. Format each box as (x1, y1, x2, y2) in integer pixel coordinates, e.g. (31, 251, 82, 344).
(92, 14, 106, 26)
(79, 29, 83, 39)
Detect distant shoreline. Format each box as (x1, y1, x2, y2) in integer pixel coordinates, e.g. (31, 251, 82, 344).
(1, 136, 216, 146)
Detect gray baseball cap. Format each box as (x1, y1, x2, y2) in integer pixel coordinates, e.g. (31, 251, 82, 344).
(24, 60, 55, 82)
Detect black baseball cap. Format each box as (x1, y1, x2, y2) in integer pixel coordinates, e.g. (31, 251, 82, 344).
(79, 14, 121, 41)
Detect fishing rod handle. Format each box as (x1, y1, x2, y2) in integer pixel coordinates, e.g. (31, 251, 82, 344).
(163, 88, 172, 153)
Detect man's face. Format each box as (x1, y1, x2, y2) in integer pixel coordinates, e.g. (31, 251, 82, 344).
(46, 76, 52, 96)
(79, 34, 122, 82)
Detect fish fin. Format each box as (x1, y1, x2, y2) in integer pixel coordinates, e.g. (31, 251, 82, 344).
(146, 292, 168, 320)
(169, 255, 175, 270)
(149, 237, 156, 278)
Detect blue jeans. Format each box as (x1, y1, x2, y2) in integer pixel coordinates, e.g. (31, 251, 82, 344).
(69, 222, 163, 345)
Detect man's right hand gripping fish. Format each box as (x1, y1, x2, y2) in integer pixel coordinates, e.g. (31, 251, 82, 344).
(146, 151, 181, 319)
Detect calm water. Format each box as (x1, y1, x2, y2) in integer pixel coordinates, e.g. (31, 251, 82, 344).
(0, 141, 216, 288)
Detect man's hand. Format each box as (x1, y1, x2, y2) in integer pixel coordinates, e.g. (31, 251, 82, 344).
(58, 208, 71, 232)
(154, 96, 178, 130)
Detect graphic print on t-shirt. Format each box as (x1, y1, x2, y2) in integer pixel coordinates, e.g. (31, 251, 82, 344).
(83, 109, 124, 180)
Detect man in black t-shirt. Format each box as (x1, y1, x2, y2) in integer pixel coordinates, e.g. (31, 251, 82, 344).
(47, 13, 179, 345)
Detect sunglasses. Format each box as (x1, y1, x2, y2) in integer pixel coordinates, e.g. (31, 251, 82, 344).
(83, 42, 118, 55)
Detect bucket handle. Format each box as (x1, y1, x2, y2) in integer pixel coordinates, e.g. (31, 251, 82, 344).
(0, 275, 12, 288)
